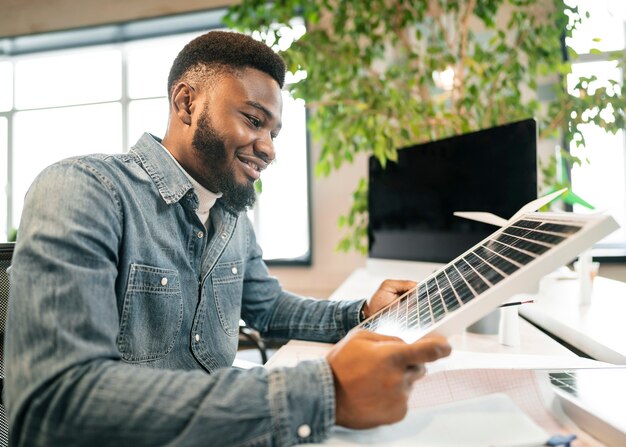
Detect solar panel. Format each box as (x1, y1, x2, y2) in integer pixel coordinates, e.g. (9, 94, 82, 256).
(358, 212, 619, 342)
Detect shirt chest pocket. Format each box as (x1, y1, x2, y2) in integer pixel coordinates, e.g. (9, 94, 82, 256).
(117, 264, 183, 362)
(211, 260, 244, 337)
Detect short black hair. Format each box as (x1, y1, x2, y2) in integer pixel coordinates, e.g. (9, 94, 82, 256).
(167, 30, 286, 99)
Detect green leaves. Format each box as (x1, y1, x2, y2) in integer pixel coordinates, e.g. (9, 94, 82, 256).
(336, 177, 369, 254)
(226, 0, 625, 253)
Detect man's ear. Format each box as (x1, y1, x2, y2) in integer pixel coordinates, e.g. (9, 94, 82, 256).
(170, 83, 196, 126)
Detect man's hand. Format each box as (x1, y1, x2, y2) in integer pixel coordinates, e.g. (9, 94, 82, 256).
(327, 329, 451, 429)
(362, 279, 417, 319)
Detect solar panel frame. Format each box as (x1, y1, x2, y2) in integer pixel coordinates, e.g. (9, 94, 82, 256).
(358, 212, 619, 343)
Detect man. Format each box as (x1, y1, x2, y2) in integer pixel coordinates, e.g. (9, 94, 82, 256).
(5, 31, 450, 446)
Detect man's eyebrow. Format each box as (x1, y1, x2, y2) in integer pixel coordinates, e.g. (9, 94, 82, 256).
(246, 101, 282, 129)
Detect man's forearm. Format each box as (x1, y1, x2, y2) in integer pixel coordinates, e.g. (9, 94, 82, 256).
(251, 293, 364, 343)
(12, 358, 334, 447)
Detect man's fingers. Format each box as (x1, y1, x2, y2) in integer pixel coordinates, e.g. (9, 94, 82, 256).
(364, 279, 418, 318)
(393, 336, 452, 366)
(347, 329, 451, 363)
(329, 330, 450, 429)
(348, 328, 405, 344)
(379, 279, 417, 295)
(404, 364, 427, 383)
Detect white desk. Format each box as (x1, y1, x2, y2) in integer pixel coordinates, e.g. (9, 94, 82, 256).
(520, 275, 626, 364)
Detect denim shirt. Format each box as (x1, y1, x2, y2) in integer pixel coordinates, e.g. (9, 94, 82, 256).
(5, 133, 364, 447)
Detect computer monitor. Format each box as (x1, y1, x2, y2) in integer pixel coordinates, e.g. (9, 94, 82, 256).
(368, 118, 538, 263)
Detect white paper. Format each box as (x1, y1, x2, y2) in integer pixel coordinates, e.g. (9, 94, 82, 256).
(304, 393, 548, 447)
(508, 188, 568, 222)
(453, 211, 508, 227)
(266, 342, 613, 372)
(453, 188, 568, 228)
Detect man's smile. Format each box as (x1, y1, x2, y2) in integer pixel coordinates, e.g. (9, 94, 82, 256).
(237, 153, 269, 181)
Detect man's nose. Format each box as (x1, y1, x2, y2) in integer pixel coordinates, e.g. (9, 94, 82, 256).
(254, 133, 275, 164)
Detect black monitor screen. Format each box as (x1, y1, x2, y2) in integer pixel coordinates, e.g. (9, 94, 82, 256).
(368, 118, 538, 263)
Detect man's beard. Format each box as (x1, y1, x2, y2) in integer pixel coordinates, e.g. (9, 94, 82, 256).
(192, 109, 257, 213)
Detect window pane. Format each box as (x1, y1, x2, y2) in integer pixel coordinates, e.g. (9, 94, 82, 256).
(5, 18, 311, 262)
(569, 61, 626, 246)
(566, 0, 625, 54)
(12, 103, 122, 227)
(14, 48, 121, 109)
(126, 33, 199, 99)
(571, 125, 626, 245)
(254, 93, 309, 260)
(128, 98, 169, 145)
(0, 117, 7, 241)
(568, 60, 621, 96)
(0, 61, 12, 112)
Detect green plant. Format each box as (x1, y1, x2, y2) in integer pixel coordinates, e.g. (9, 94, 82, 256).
(225, 0, 626, 254)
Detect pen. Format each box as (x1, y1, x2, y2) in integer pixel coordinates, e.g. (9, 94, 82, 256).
(498, 299, 534, 308)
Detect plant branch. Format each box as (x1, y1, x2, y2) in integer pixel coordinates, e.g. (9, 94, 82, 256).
(455, 0, 477, 111)
(433, 4, 455, 55)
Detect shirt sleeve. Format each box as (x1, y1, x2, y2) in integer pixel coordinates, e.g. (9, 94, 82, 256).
(4, 160, 336, 447)
(237, 216, 365, 342)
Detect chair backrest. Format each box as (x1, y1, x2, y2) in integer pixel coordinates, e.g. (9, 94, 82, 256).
(0, 242, 14, 447)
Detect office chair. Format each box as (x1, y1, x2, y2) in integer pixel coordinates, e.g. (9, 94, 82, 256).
(0, 242, 14, 447)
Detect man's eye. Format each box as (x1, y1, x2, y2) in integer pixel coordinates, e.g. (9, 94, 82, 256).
(248, 116, 261, 127)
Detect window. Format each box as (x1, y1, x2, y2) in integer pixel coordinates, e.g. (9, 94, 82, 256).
(0, 10, 311, 264)
(0, 117, 7, 241)
(566, 0, 626, 258)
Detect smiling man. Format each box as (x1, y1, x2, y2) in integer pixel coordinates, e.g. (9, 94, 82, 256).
(164, 63, 281, 213)
(5, 31, 450, 446)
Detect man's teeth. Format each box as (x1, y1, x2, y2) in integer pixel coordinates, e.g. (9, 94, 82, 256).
(244, 160, 260, 171)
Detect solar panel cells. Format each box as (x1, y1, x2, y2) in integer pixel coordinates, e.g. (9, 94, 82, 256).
(357, 214, 616, 341)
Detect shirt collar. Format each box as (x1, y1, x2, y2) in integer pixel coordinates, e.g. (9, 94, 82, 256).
(157, 140, 222, 214)
(130, 133, 192, 205)
(130, 133, 239, 217)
